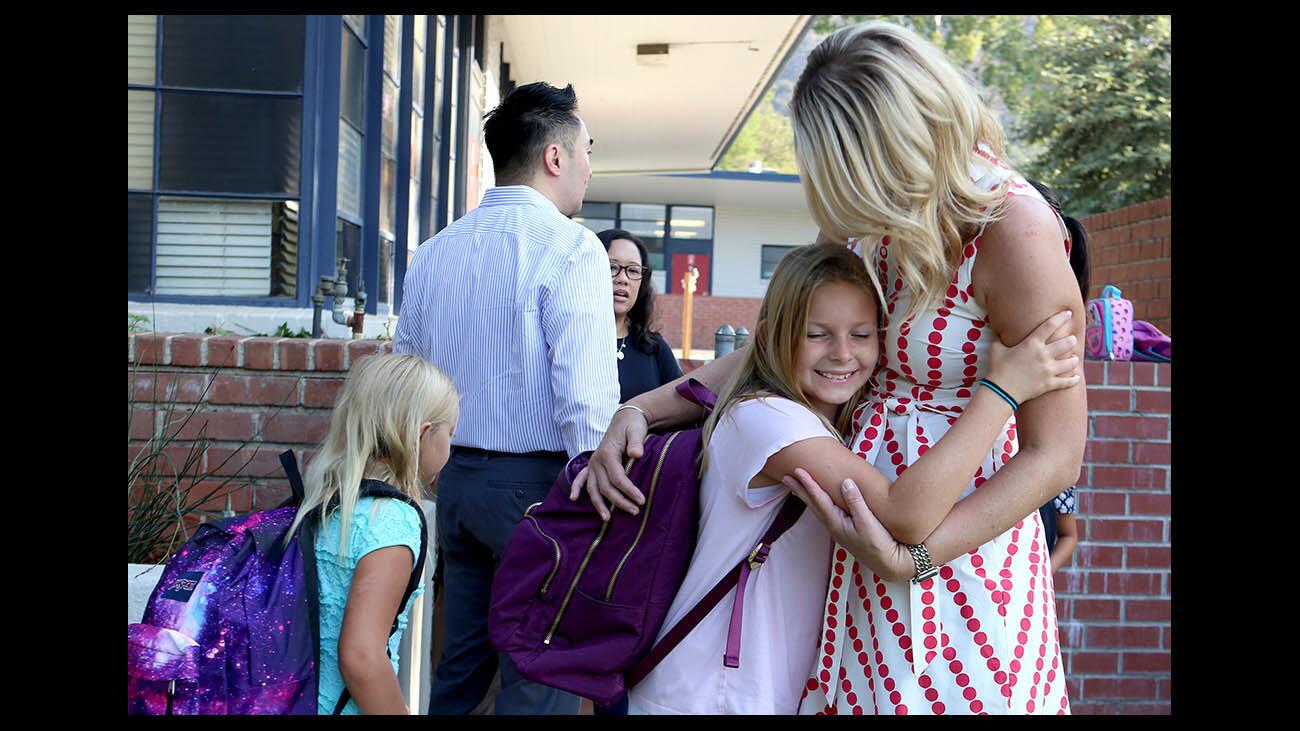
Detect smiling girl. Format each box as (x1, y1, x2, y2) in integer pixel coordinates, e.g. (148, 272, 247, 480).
(626, 243, 1077, 714)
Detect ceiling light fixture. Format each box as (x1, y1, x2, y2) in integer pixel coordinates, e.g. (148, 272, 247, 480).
(637, 39, 759, 66)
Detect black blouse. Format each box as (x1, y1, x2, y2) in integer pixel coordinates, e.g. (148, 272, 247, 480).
(616, 333, 684, 404)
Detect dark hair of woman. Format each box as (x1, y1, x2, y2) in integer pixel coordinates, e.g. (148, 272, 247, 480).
(596, 228, 663, 354)
(1025, 179, 1091, 300)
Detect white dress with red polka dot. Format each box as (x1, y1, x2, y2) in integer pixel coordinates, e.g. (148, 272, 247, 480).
(798, 150, 1071, 716)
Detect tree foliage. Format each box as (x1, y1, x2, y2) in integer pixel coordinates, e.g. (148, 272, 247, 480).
(721, 15, 1170, 216)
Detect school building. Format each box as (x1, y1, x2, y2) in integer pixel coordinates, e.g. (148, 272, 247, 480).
(127, 14, 815, 338)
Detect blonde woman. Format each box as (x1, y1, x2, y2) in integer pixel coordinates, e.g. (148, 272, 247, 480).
(288, 354, 459, 714)
(576, 21, 1086, 715)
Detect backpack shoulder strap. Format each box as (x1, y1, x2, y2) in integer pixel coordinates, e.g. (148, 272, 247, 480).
(626, 495, 806, 689)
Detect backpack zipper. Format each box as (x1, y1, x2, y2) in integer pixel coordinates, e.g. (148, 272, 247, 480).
(166, 679, 175, 715)
(605, 431, 679, 601)
(543, 519, 610, 645)
(523, 507, 562, 595)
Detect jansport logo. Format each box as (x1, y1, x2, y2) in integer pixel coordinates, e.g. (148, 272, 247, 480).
(162, 571, 205, 602)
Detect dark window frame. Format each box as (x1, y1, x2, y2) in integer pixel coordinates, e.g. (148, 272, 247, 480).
(760, 244, 797, 280)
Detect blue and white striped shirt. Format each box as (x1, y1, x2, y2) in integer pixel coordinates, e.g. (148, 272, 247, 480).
(393, 185, 620, 458)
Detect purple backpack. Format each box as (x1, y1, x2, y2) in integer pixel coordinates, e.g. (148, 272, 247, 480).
(1085, 285, 1135, 360)
(489, 380, 806, 706)
(127, 451, 426, 715)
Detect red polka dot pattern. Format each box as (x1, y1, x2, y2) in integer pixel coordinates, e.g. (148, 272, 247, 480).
(799, 154, 1070, 716)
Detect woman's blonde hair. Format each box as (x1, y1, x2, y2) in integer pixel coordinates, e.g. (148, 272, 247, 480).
(287, 353, 459, 551)
(791, 20, 1010, 321)
(701, 243, 877, 471)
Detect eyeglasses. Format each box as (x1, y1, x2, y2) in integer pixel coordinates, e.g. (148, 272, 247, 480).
(610, 263, 648, 280)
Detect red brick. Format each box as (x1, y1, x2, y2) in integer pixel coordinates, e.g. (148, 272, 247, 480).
(1070, 651, 1120, 674)
(1105, 571, 1162, 595)
(1084, 440, 1130, 464)
(207, 445, 284, 478)
(1125, 599, 1170, 622)
(190, 481, 256, 512)
(133, 333, 169, 365)
(1161, 240, 1170, 257)
(1129, 493, 1171, 515)
(278, 339, 309, 370)
(206, 336, 242, 367)
(1090, 465, 1167, 490)
(1079, 491, 1126, 515)
(132, 372, 208, 404)
(1054, 569, 1087, 593)
(1102, 362, 1129, 385)
(1132, 442, 1171, 464)
(170, 335, 204, 366)
(1071, 702, 1115, 715)
(314, 340, 346, 371)
(243, 337, 278, 370)
(1065, 676, 1082, 702)
(1083, 360, 1105, 385)
(1088, 625, 1161, 649)
(1083, 677, 1156, 700)
(1092, 415, 1168, 440)
(1123, 651, 1171, 674)
(1158, 677, 1170, 699)
(1127, 546, 1171, 569)
(130, 443, 205, 476)
(1134, 390, 1170, 414)
(1130, 362, 1157, 386)
(131, 408, 158, 439)
(1086, 518, 1163, 542)
(1154, 363, 1171, 386)
(253, 482, 293, 511)
(163, 411, 257, 442)
(261, 412, 332, 445)
(1074, 598, 1121, 621)
(1146, 300, 1169, 318)
(208, 375, 301, 406)
(348, 340, 385, 367)
(1075, 544, 1123, 568)
(1139, 241, 1160, 260)
(304, 378, 346, 408)
(1086, 387, 1131, 412)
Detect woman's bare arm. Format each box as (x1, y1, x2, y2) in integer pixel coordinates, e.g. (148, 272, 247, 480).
(918, 196, 1088, 565)
(569, 348, 748, 520)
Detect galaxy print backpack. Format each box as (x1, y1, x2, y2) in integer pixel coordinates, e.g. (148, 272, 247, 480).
(127, 451, 426, 715)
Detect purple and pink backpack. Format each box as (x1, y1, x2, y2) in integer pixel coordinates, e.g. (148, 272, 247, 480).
(127, 451, 426, 715)
(488, 380, 806, 707)
(1086, 285, 1134, 360)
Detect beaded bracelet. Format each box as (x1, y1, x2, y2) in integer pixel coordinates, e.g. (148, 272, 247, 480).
(977, 378, 1019, 411)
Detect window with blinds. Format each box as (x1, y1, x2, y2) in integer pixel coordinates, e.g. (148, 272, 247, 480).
(154, 198, 276, 296)
(127, 90, 154, 189)
(127, 15, 156, 85)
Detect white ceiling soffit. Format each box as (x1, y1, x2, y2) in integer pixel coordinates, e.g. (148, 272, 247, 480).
(495, 15, 810, 176)
(585, 173, 807, 211)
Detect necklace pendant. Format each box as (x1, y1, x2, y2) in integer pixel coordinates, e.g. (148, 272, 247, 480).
(616, 350, 624, 360)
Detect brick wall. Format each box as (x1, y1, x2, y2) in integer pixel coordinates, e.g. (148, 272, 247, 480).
(128, 334, 1170, 714)
(1056, 360, 1172, 714)
(1078, 197, 1172, 335)
(652, 293, 763, 350)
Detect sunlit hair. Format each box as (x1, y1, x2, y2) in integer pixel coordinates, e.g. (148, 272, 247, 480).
(287, 353, 459, 552)
(791, 20, 1010, 321)
(700, 243, 877, 472)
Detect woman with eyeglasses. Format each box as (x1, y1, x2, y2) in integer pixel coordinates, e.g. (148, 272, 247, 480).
(597, 229, 683, 406)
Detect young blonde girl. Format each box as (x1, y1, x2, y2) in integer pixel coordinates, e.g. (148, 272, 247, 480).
(625, 244, 1076, 714)
(287, 353, 459, 715)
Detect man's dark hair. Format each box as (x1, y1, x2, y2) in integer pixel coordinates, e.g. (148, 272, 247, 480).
(483, 82, 581, 184)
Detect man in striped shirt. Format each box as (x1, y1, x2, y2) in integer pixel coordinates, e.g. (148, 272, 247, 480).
(394, 82, 619, 715)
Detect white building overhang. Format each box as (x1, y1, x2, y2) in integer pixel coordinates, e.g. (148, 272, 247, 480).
(494, 15, 811, 175)
(585, 170, 807, 210)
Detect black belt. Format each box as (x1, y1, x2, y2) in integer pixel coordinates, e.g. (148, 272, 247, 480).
(451, 446, 568, 461)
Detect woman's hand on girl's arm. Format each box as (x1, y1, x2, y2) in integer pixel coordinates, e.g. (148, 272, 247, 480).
(338, 546, 414, 715)
(569, 347, 749, 520)
(783, 469, 913, 582)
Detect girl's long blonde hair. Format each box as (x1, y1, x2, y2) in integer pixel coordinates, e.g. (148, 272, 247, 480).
(287, 353, 459, 551)
(701, 243, 877, 472)
(790, 20, 1010, 322)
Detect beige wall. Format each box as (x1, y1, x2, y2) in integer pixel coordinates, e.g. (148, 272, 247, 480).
(711, 205, 818, 298)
